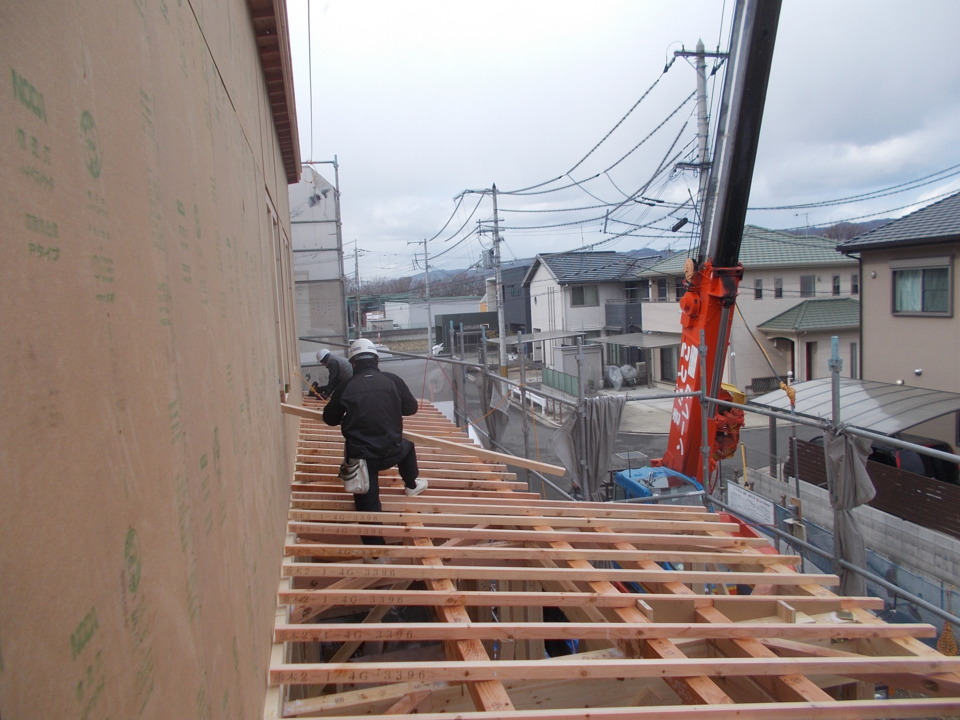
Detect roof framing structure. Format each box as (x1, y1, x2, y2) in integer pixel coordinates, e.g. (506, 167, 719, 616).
(264, 397, 960, 718)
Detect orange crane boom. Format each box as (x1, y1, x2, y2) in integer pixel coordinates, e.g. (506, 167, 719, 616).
(652, 0, 781, 489)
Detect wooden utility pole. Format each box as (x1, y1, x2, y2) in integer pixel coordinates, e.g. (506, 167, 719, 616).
(353, 239, 362, 337)
(492, 184, 507, 376)
(674, 41, 727, 215)
(407, 237, 434, 354)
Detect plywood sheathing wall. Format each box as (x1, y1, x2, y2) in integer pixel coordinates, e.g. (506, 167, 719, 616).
(1, 0, 299, 717)
(266, 397, 960, 718)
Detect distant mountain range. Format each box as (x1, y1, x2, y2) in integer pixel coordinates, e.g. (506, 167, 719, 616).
(780, 219, 890, 241)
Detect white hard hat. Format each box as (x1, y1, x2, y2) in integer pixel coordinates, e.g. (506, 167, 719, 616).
(316, 348, 330, 362)
(348, 338, 379, 360)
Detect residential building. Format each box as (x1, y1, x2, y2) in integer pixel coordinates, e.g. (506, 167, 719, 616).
(637, 226, 859, 392)
(756, 298, 861, 382)
(483, 262, 533, 336)
(521, 251, 657, 359)
(838, 191, 960, 444)
(386, 296, 483, 330)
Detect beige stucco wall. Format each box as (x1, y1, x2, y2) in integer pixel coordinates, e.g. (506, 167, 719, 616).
(858, 245, 960, 444)
(640, 259, 859, 391)
(858, 247, 959, 388)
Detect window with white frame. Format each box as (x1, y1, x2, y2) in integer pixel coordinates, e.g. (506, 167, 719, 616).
(571, 284, 599, 307)
(892, 257, 952, 315)
(851, 273, 859, 295)
(832, 275, 841, 296)
(774, 277, 783, 298)
(754, 278, 763, 299)
(800, 274, 816, 297)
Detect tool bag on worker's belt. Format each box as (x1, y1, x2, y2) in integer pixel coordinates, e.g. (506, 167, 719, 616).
(338, 458, 369, 494)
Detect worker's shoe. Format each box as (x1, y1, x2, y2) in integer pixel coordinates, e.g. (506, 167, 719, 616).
(404, 478, 428, 497)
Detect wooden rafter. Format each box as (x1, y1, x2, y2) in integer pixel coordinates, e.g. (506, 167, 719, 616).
(265, 396, 960, 718)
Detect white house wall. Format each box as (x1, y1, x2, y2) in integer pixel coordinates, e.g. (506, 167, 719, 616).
(561, 282, 627, 335)
(529, 262, 629, 367)
(385, 298, 482, 329)
(528, 264, 563, 361)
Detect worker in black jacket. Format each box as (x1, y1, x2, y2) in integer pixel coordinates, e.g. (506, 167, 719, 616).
(323, 338, 427, 545)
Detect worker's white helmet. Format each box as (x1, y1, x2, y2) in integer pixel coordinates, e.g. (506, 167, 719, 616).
(348, 338, 379, 361)
(316, 348, 330, 363)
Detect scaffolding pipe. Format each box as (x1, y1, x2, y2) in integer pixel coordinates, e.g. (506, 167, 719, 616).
(707, 494, 960, 629)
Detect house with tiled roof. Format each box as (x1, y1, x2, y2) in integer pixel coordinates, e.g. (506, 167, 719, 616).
(755, 298, 860, 384)
(520, 251, 662, 376)
(636, 226, 859, 393)
(838, 191, 960, 443)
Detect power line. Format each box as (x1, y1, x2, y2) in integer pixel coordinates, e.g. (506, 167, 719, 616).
(564, 66, 672, 176)
(749, 162, 960, 211)
(777, 187, 960, 230)
(502, 90, 696, 198)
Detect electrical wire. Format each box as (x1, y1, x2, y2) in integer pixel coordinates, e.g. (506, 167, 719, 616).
(426, 193, 469, 242)
(503, 91, 696, 198)
(564, 68, 672, 176)
(777, 187, 960, 231)
(749, 162, 960, 211)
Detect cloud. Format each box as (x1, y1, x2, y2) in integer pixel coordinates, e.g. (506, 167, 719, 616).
(290, 0, 960, 274)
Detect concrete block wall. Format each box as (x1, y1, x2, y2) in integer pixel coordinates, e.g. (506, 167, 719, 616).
(746, 470, 960, 591)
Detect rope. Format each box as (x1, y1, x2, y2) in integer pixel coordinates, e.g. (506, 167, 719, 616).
(735, 303, 795, 407)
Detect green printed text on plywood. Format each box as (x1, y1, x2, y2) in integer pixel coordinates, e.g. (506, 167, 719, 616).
(70, 607, 99, 659)
(11, 68, 46, 121)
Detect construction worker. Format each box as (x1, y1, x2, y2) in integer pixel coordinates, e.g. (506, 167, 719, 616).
(312, 347, 352, 400)
(322, 338, 427, 545)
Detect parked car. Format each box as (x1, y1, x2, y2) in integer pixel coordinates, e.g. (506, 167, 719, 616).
(868, 434, 959, 486)
(807, 433, 959, 485)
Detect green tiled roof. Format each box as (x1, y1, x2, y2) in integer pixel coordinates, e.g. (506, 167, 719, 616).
(756, 297, 860, 332)
(636, 226, 854, 277)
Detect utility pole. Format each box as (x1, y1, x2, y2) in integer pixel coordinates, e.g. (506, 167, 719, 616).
(492, 184, 507, 377)
(455, 184, 507, 374)
(675, 41, 727, 218)
(409, 238, 433, 354)
(353, 239, 362, 337)
(694, 40, 710, 210)
(424, 239, 433, 355)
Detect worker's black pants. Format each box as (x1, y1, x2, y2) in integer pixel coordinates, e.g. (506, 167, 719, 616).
(353, 439, 419, 545)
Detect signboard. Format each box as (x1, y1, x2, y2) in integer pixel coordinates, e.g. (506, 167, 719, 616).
(726, 482, 775, 527)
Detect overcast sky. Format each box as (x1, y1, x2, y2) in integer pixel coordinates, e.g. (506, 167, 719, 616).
(287, 0, 960, 281)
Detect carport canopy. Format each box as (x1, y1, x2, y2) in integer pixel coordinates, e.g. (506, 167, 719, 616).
(490, 329, 587, 345)
(598, 332, 681, 349)
(750, 378, 960, 435)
